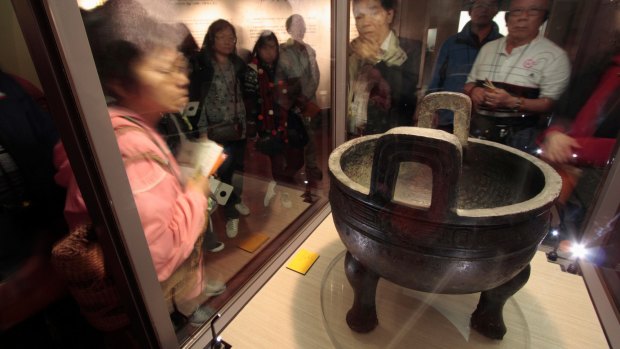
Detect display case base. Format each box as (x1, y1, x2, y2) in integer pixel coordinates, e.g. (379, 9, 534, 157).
(321, 250, 531, 349)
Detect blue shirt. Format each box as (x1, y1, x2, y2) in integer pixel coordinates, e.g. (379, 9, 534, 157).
(428, 21, 502, 125)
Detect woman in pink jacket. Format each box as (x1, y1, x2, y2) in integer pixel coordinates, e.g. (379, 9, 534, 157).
(53, 0, 221, 327)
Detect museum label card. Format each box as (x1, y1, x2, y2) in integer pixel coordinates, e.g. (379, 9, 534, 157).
(286, 249, 319, 275)
(237, 233, 269, 253)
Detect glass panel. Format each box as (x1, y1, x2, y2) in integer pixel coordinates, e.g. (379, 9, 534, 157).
(343, 0, 620, 345)
(71, 0, 333, 342)
(345, 0, 619, 243)
(0, 2, 111, 347)
(8, 0, 620, 346)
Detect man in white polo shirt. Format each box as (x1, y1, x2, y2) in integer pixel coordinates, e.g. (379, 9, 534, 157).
(464, 0, 570, 153)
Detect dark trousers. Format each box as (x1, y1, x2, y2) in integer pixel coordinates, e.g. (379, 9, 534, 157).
(270, 146, 304, 185)
(469, 113, 546, 155)
(216, 139, 247, 220)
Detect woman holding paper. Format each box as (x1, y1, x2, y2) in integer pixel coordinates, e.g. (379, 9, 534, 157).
(53, 0, 224, 326)
(189, 19, 249, 239)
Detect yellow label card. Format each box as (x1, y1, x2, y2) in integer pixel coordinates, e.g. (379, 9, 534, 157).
(237, 233, 269, 253)
(286, 249, 319, 275)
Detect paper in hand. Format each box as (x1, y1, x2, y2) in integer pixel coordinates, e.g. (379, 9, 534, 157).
(176, 139, 225, 177)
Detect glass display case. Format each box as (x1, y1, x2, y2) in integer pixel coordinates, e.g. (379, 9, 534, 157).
(1, 0, 618, 348)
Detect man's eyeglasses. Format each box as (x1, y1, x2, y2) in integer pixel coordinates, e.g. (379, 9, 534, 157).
(508, 8, 546, 17)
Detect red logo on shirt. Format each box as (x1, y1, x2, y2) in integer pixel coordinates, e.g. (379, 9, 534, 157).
(523, 59, 536, 69)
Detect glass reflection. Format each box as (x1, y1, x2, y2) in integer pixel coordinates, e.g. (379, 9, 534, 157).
(345, 0, 618, 245)
(1, 3, 98, 347)
(428, 0, 501, 133)
(74, 0, 333, 340)
(4, 0, 620, 346)
(347, 0, 421, 138)
(344, 0, 619, 342)
(68, 0, 223, 337)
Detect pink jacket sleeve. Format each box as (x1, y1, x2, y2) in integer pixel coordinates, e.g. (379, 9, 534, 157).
(54, 111, 208, 283)
(118, 131, 207, 282)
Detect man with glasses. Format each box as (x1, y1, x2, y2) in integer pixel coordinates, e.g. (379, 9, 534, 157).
(428, 0, 503, 132)
(464, 0, 570, 154)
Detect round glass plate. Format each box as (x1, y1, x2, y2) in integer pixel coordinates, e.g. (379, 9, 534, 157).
(321, 250, 531, 349)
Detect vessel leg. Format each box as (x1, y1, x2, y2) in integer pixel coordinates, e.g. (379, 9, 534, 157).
(471, 264, 531, 340)
(344, 251, 380, 333)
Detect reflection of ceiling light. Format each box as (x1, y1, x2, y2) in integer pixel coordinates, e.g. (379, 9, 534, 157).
(551, 229, 559, 237)
(570, 243, 588, 259)
(536, 148, 543, 155)
(78, 0, 106, 11)
(572, 153, 578, 158)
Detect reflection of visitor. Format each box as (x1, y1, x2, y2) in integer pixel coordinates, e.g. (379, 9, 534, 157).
(245, 31, 308, 208)
(280, 15, 320, 107)
(428, 0, 502, 132)
(56, 0, 224, 327)
(464, 0, 571, 154)
(0, 70, 65, 281)
(279, 14, 323, 182)
(159, 23, 200, 156)
(159, 25, 225, 254)
(540, 50, 620, 240)
(348, 0, 421, 137)
(189, 19, 250, 239)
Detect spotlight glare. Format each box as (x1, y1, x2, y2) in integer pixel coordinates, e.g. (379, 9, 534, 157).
(536, 148, 543, 155)
(570, 243, 588, 259)
(572, 153, 578, 158)
(78, 0, 105, 10)
(551, 229, 559, 237)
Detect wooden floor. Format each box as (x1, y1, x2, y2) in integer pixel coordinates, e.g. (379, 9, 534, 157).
(203, 113, 331, 286)
(175, 113, 331, 338)
(204, 174, 313, 285)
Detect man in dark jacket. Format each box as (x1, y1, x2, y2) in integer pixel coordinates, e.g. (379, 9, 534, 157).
(428, 0, 502, 131)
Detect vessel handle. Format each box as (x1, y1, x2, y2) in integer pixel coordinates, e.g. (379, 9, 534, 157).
(415, 92, 471, 147)
(369, 128, 462, 218)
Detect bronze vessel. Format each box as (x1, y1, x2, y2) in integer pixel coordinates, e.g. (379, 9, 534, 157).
(329, 93, 561, 339)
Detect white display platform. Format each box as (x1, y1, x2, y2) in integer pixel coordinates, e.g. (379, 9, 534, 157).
(321, 250, 530, 349)
(222, 214, 608, 349)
